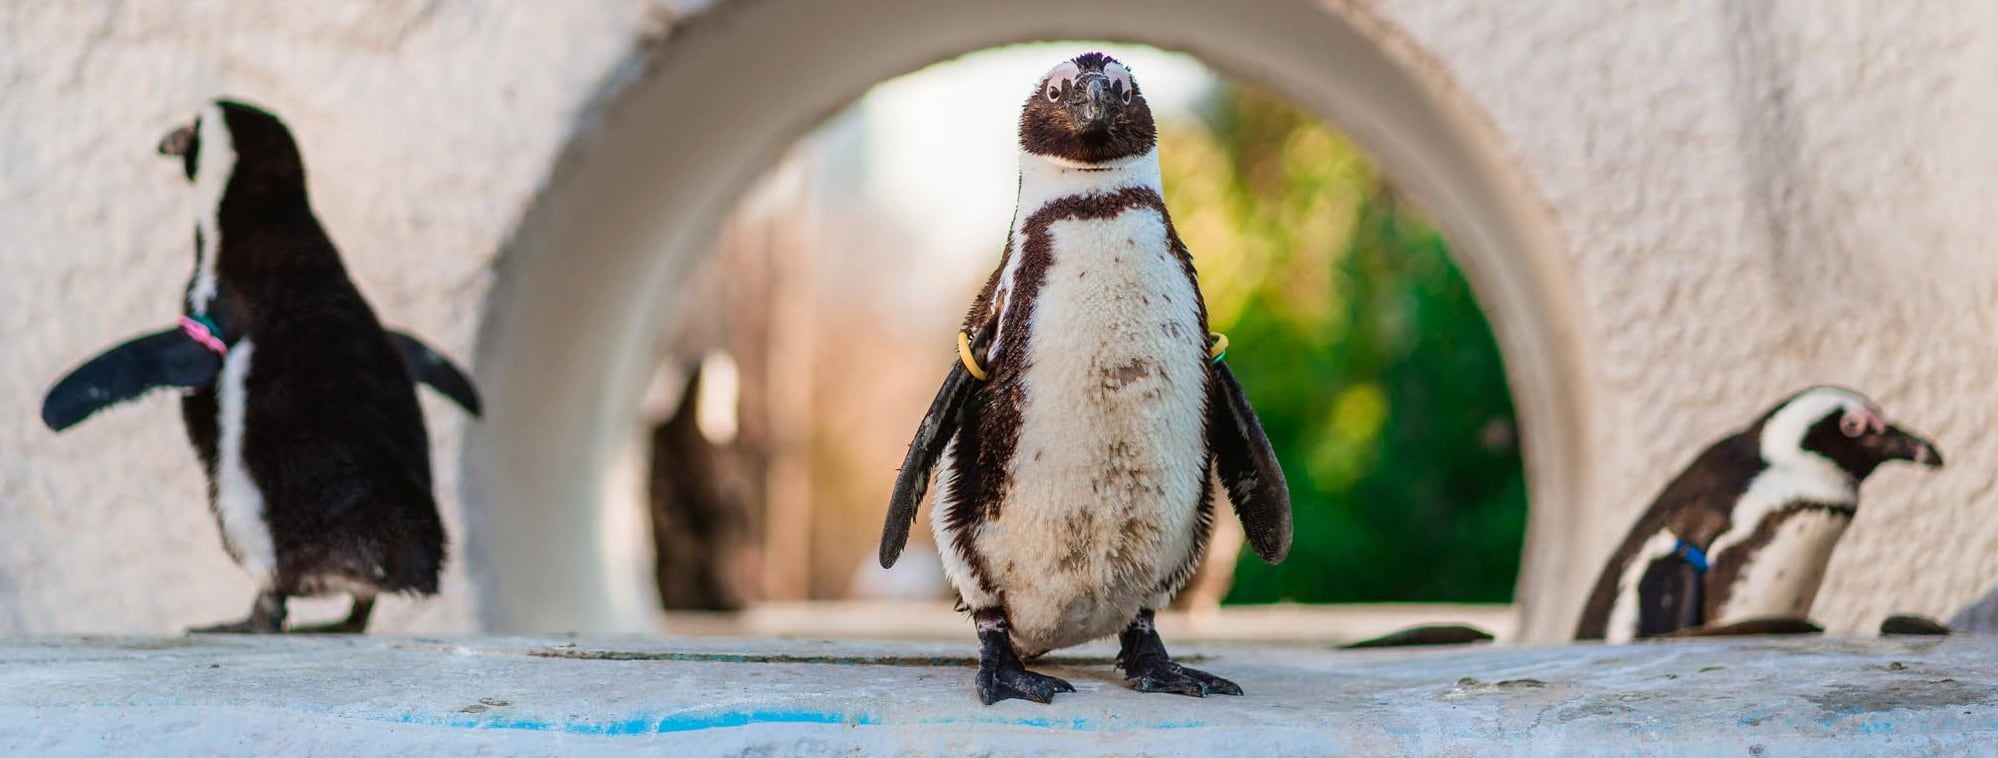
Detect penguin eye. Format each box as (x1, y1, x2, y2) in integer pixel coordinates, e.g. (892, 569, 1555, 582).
(1041, 61, 1082, 103)
(1840, 414, 1867, 438)
(1105, 63, 1136, 104)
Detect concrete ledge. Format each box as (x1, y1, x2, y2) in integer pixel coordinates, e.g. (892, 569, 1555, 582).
(661, 601, 1518, 644)
(4, 636, 1994, 755)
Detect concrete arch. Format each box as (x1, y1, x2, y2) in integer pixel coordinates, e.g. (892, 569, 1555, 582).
(466, 0, 1592, 636)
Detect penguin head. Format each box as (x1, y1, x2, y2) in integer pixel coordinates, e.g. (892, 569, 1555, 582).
(157, 99, 308, 209)
(1756, 386, 1943, 482)
(1019, 52, 1157, 164)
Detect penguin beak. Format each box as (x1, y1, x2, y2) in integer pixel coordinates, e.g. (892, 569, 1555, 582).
(158, 124, 195, 157)
(1881, 425, 1944, 467)
(1068, 75, 1115, 132)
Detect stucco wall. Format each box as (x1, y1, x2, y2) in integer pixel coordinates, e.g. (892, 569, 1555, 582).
(3, 0, 1994, 640)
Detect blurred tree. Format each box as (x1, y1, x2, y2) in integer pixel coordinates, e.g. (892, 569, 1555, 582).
(1161, 85, 1528, 603)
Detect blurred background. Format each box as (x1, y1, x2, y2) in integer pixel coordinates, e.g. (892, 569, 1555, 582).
(7, 1, 1997, 642)
(640, 44, 1526, 628)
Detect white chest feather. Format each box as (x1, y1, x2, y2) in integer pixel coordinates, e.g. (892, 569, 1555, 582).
(1713, 508, 1852, 622)
(931, 149, 1213, 652)
(1714, 461, 1854, 553)
(1708, 460, 1856, 622)
(985, 216, 1209, 650)
(214, 339, 276, 581)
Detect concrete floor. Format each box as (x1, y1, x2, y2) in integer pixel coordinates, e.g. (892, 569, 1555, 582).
(3, 635, 1993, 755)
(661, 601, 1517, 645)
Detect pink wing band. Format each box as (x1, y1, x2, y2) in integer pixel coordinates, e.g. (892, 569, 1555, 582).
(179, 316, 229, 355)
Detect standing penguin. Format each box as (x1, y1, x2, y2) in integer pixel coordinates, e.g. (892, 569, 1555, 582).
(40, 99, 481, 633)
(1575, 386, 1942, 642)
(880, 54, 1291, 705)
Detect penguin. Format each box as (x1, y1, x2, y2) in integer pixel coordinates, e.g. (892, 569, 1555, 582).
(1575, 386, 1942, 642)
(40, 99, 481, 633)
(879, 53, 1292, 705)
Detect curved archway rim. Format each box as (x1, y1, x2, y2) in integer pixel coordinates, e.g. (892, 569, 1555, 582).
(466, 0, 1595, 640)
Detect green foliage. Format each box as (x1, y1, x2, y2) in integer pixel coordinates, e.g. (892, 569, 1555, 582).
(1161, 86, 1528, 603)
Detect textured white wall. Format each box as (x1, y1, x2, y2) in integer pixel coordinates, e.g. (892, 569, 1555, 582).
(3, 0, 1995, 640)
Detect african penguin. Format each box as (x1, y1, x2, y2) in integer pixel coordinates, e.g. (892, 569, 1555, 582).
(879, 53, 1292, 705)
(1575, 386, 1942, 642)
(41, 99, 482, 633)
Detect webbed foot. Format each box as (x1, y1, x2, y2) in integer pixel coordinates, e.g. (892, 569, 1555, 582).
(977, 664, 1076, 705)
(1117, 608, 1243, 697)
(290, 596, 375, 634)
(189, 589, 286, 634)
(971, 607, 1074, 705)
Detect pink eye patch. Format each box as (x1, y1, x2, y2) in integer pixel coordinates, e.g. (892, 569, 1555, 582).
(1043, 61, 1081, 98)
(1840, 407, 1886, 437)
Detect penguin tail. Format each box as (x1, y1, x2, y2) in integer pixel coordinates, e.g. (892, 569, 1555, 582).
(374, 508, 446, 596)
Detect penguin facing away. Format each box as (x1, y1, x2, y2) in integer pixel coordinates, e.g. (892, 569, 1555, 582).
(880, 53, 1292, 705)
(1575, 386, 1942, 642)
(40, 99, 481, 633)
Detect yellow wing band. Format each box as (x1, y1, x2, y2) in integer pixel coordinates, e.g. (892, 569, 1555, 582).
(957, 331, 990, 381)
(1209, 332, 1229, 363)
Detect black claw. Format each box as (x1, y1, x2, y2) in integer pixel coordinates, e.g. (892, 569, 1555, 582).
(1126, 661, 1243, 697)
(1189, 666, 1244, 696)
(977, 666, 1076, 705)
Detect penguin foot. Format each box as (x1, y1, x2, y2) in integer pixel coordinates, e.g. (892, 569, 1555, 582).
(289, 619, 366, 634)
(1678, 616, 1822, 637)
(1116, 608, 1243, 697)
(189, 590, 287, 634)
(292, 596, 375, 634)
(970, 607, 1073, 705)
(188, 619, 273, 634)
(1123, 660, 1243, 697)
(976, 665, 1076, 705)
(1341, 623, 1495, 649)
(1880, 614, 1951, 636)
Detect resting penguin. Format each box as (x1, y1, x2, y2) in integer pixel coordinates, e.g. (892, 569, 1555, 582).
(1575, 386, 1942, 642)
(40, 99, 481, 633)
(880, 53, 1292, 705)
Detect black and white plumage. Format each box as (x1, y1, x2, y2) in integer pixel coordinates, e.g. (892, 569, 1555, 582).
(880, 54, 1291, 705)
(40, 99, 480, 633)
(1575, 386, 1942, 642)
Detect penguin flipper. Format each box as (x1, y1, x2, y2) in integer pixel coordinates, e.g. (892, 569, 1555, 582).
(1208, 361, 1292, 564)
(41, 328, 222, 431)
(880, 359, 976, 568)
(1635, 552, 1704, 637)
(387, 331, 482, 417)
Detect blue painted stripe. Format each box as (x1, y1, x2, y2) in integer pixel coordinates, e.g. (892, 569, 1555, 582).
(391, 709, 1218, 735)
(397, 709, 875, 735)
